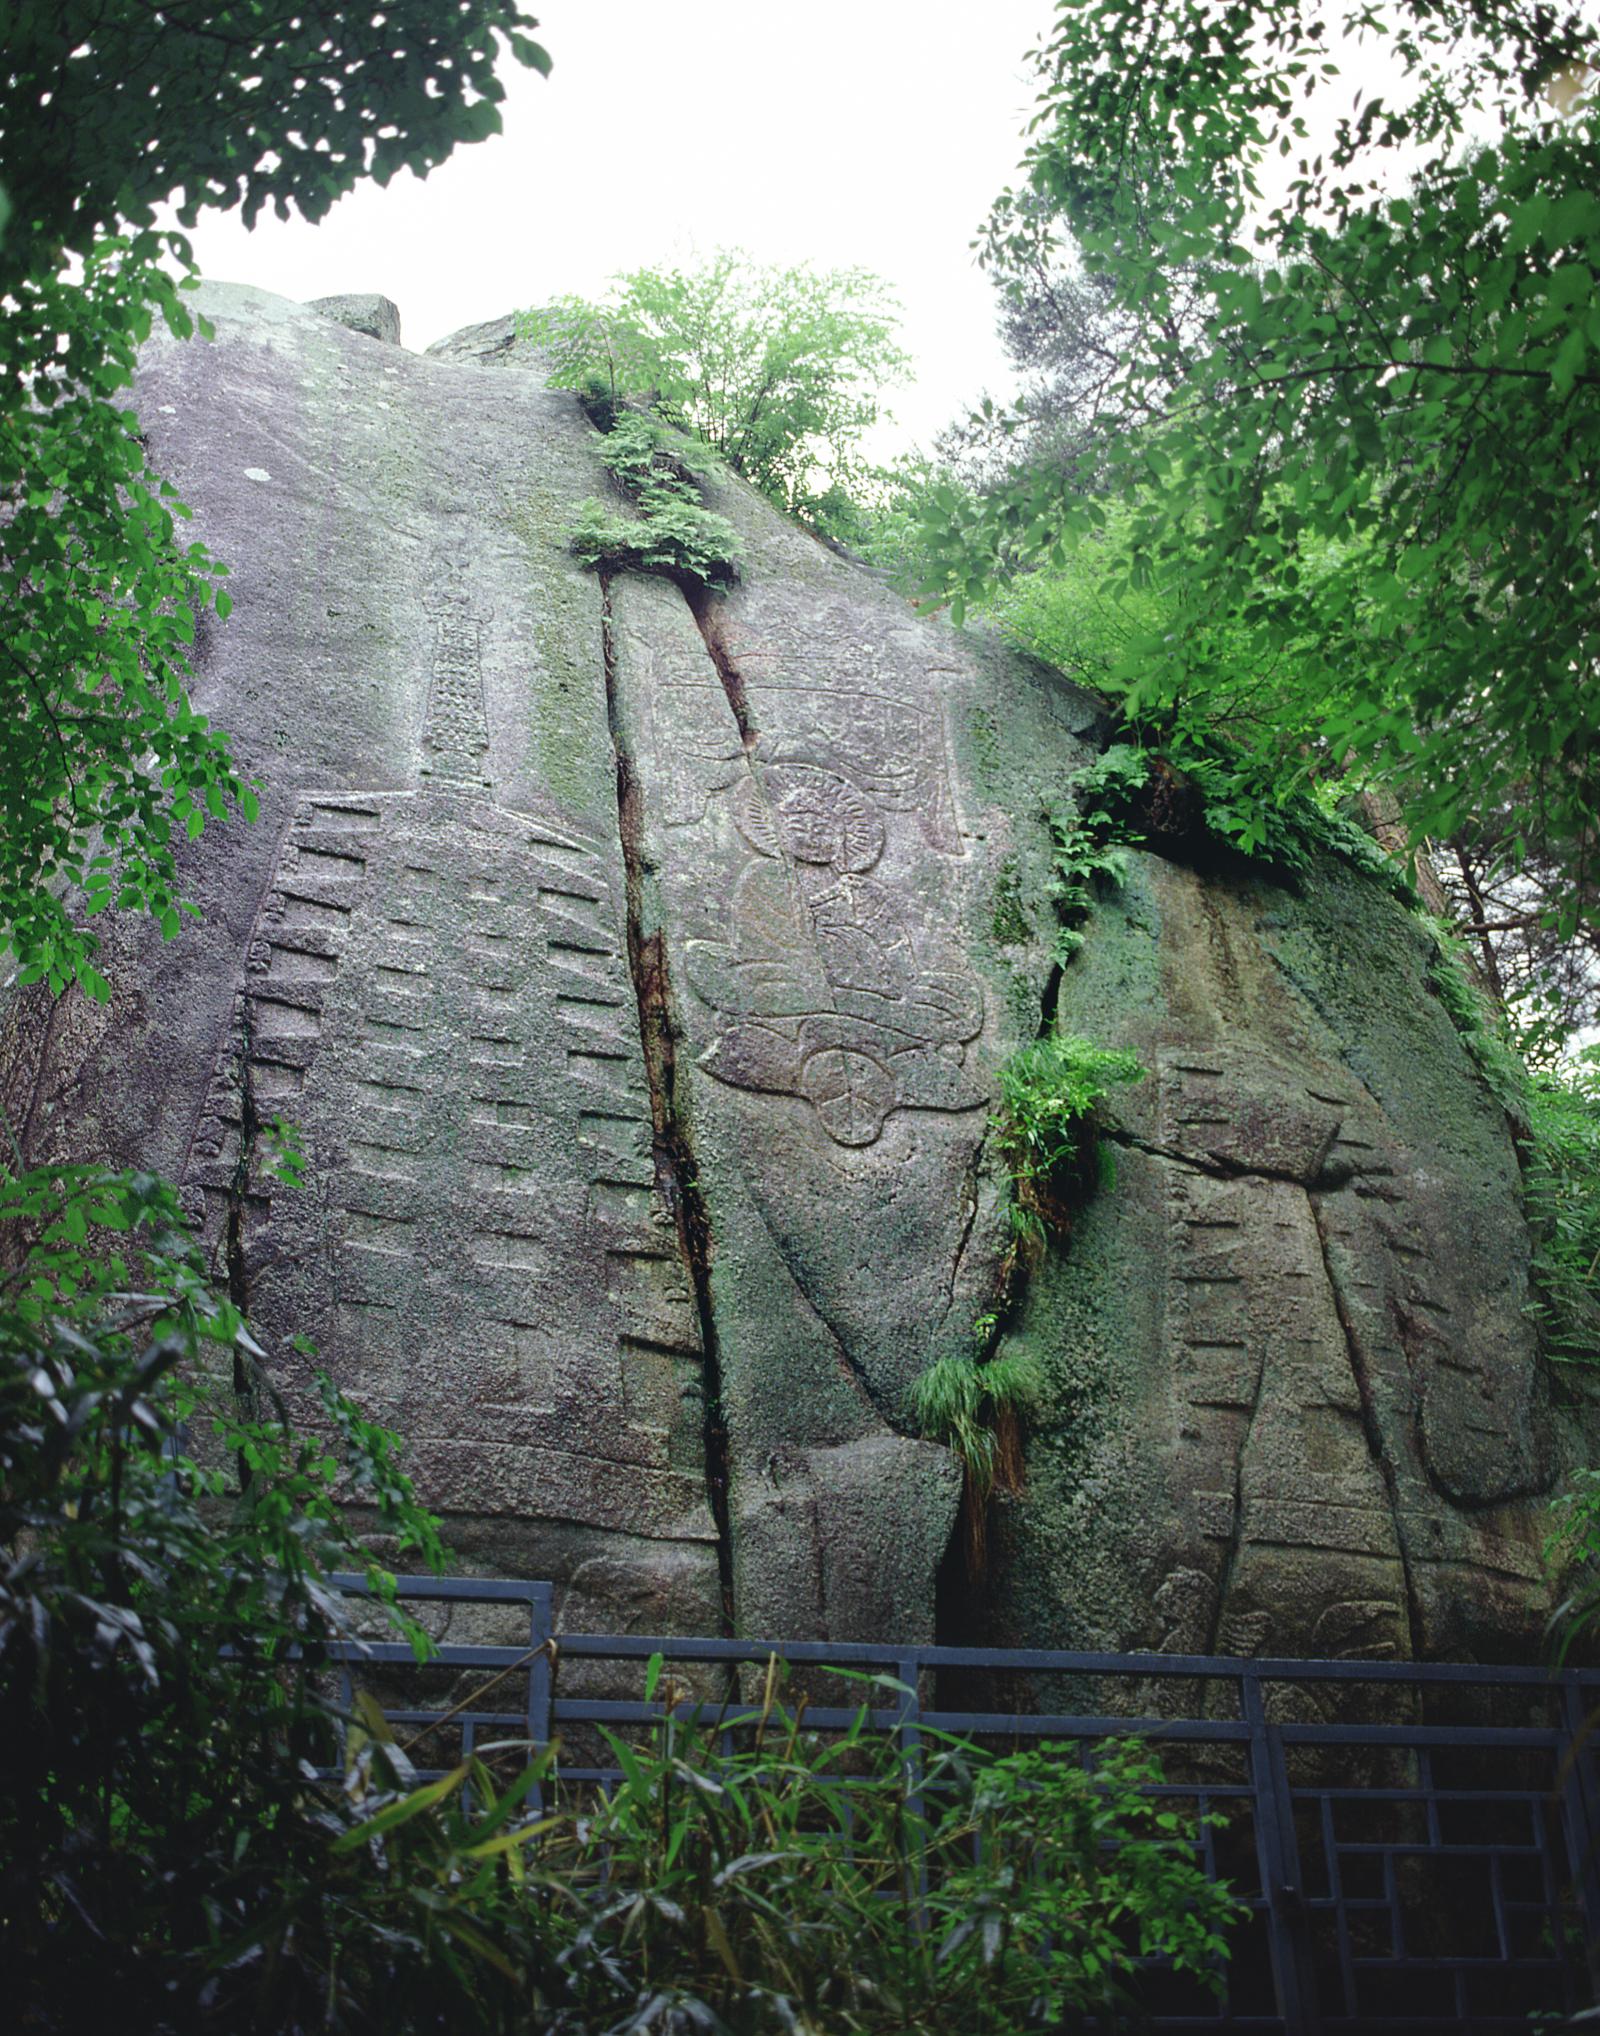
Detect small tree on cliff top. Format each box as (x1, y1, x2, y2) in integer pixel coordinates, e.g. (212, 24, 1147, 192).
(521, 251, 911, 533)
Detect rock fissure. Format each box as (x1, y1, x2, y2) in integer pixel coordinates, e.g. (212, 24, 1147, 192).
(1108, 1126, 1359, 1194)
(217, 992, 266, 1318)
(681, 580, 757, 751)
(599, 574, 736, 1628)
(1205, 1309, 1271, 1659)
(1308, 1191, 1425, 1658)
(747, 1190, 909, 1433)
(939, 1132, 986, 1330)
(1037, 958, 1065, 1040)
(216, 992, 270, 1452)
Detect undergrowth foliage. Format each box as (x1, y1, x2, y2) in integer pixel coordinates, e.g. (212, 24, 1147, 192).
(307, 1654, 1243, 2033)
(516, 1662, 1244, 2033)
(1523, 1055, 1600, 1364)
(1, 1162, 1245, 2030)
(1423, 929, 1600, 1365)
(0, 1164, 448, 2030)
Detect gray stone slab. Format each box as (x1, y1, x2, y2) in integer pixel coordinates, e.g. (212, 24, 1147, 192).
(307, 293, 402, 345)
(4, 282, 1587, 1659)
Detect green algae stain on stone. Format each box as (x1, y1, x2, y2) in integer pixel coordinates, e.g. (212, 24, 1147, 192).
(964, 705, 1003, 794)
(508, 489, 610, 814)
(991, 856, 1031, 947)
(1053, 851, 1165, 1039)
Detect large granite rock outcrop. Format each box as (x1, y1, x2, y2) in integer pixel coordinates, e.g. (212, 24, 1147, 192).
(2, 283, 1581, 1659)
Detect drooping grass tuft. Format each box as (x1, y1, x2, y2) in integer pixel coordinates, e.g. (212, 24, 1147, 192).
(911, 1351, 1043, 1574)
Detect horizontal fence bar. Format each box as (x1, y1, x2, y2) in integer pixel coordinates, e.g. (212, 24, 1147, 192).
(1277, 1721, 1566, 1748)
(544, 1632, 1586, 1684)
(331, 1572, 546, 1604)
(326, 1579, 1590, 1692)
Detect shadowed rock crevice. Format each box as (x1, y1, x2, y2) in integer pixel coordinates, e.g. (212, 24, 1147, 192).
(681, 582, 757, 752)
(1309, 1192, 1426, 1657)
(220, 1011, 260, 1324)
(939, 1134, 986, 1334)
(599, 576, 736, 1628)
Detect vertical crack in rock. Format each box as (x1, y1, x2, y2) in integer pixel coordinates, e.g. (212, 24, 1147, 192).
(219, 998, 265, 1448)
(960, 842, 1071, 1351)
(220, 1001, 260, 1322)
(599, 575, 736, 1628)
(681, 581, 757, 750)
(746, 1191, 908, 1431)
(676, 580, 908, 1435)
(939, 1132, 986, 1330)
(1037, 959, 1065, 1042)
(1309, 1191, 1425, 1659)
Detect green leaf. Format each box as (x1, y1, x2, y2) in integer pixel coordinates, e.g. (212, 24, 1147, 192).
(331, 1763, 472, 1850)
(1552, 326, 1589, 397)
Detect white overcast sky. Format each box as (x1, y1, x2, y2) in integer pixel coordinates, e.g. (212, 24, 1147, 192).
(174, 0, 1056, 454)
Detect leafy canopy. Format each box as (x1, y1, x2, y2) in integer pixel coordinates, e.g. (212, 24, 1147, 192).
(921, 0, 1600, 924)
(521, 250, 910, 531)
(0, 4, 551, 997)
(0, 1, 550, 294)
(0, 248, 248, 999)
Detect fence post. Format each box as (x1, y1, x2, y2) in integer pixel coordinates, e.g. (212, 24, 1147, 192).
(896, 1652, 929, 1917)
(1558, 1674, 1600, 2006)
(1242, 1666, 1321, 2036)
(526, 1582, 554, 1815)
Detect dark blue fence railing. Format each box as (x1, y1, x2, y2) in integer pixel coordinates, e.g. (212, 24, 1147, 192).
(326, 1575, 1600, 2034)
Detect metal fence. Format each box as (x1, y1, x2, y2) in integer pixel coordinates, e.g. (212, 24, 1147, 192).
(327, 1575, 1600, 2034)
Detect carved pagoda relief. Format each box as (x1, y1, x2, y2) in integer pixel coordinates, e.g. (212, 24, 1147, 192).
(181, 557, 716, 1552)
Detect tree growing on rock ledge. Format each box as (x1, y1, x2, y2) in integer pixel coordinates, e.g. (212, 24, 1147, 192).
(520, 252, 910, 537)
(919, 0, 1600, 967)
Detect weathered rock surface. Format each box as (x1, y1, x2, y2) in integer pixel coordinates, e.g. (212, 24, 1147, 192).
(308, 293, 402, 346)
(2, 282, 1582, 1657)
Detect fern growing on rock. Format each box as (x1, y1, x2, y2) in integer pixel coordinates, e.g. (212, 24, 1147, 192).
(569, 410, 743, 587)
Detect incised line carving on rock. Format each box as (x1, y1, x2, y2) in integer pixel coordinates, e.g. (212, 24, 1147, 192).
(1141, 1043, 1547, 1665)
(183, 562, 714, 1542)
(657, 626, 987, 1148)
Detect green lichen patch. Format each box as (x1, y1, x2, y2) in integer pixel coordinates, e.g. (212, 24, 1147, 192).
(991, 855, 1031, 946)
